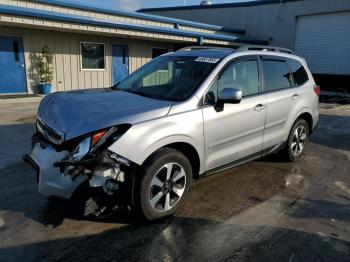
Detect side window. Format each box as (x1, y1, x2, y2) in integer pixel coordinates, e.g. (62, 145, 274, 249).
(287, 59, 309, 86)
(218, 59, 259, 96)
(262, 59, 292, 92)
(204, 79, 218, 105)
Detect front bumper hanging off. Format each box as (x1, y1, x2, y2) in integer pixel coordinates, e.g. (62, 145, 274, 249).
(23, 142, 137, 206)
(24, 143, 88, 199)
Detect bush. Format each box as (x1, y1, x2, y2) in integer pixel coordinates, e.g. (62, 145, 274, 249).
(37, 45, 54, 84)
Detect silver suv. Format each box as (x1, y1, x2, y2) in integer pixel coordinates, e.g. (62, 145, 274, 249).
(25, 46, 320, 220)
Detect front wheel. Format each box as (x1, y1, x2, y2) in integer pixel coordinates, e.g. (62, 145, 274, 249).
(282, 118, 309, 161)
(139, 148, 192, 220)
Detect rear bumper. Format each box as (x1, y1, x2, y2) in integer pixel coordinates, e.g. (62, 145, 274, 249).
(312, 106, 320, 132)
(24, 143, 88, 199)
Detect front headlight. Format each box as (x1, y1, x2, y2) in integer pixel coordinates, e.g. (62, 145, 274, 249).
(71, 124, 132, 161)
(72, 137, 91, 161)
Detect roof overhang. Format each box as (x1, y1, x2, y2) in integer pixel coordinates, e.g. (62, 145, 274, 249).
(33, 0, 224, 32)
(0, 4, 237, 44)
(138, 0, 305, 12)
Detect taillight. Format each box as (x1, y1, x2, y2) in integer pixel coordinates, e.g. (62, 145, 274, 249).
(92, 130, 106, 145)
(314, 85, 321, 96)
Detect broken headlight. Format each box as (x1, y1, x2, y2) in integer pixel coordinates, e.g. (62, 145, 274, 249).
(71, 125, 131, 160)
(72, 137, 91, 161)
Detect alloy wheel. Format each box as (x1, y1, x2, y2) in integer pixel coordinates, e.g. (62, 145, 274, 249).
(148, 162, 186, 212)
(291, 125, 307, 157)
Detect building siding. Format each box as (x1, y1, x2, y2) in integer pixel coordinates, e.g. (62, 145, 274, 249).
(144, 0, 350, 49)
(0, 0, 240, 94)
(0, 12, 236, 45)
(0, 0, 219, 34)
(0, 26, 173, 93)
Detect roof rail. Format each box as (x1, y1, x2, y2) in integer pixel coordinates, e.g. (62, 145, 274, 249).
(236, 45, 294, 54)
(178, 46, 234, 52)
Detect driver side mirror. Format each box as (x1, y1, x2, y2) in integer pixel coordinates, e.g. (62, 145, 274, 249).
(218, 88, 242, 104)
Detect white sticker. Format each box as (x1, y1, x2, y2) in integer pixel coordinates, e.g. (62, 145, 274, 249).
(195, 57, 220, 63)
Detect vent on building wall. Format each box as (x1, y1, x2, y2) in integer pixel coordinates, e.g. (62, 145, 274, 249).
(200, 1, 212, 5)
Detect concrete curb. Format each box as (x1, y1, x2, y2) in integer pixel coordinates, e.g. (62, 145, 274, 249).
(0, 96, 44, 105)
(321, 90, 350, 98)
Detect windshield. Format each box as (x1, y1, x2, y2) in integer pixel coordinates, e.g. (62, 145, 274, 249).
(114, 55, 219, 101)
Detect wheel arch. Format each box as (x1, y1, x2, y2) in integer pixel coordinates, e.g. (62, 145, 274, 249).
(141, 142, 201, 179)
(287, 107, 314, 137)
(297, 112, 313, 134)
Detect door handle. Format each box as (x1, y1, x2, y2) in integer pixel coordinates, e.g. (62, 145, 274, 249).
(254, 104, 265, 112)
(292, 94, 299, 100)
(19, 64, 24, 68)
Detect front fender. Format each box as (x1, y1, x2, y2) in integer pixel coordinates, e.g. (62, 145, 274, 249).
(108, 109, 205, 172)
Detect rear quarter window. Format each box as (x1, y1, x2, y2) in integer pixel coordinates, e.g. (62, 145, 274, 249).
(262, 59, 293, 92)
(287, 59, 309, 86)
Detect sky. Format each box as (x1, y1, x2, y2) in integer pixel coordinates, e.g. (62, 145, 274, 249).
(61, 0, 253, 12)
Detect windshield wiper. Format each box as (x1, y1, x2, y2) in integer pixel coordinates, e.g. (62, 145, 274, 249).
(111, 84, 121, 90)
(132, 90, 169, 101)
(111, 86, 171, 101)
(111, 85, 133, 94)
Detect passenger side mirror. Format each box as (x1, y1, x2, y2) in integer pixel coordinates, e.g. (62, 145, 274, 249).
(218, 88, 242, 104)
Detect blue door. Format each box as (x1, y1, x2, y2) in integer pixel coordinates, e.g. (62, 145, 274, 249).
(0, 36, 27, 93)
(112, 44, 129, 85)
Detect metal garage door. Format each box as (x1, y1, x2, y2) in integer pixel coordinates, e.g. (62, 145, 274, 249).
(294, 12, 350, 75)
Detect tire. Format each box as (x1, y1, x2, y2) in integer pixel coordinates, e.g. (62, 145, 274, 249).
(282, 118, 309, 161)
(139, 148, 192, 220)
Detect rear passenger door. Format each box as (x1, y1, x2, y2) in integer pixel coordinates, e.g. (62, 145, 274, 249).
(261, 56, 295, 150)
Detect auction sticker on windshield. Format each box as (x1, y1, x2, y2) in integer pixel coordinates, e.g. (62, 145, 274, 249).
(195, 57, 220, 63)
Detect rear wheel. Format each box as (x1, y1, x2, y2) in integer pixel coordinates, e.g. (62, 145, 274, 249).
(139, 148, 192, 220)
(282, 118, 309, 161)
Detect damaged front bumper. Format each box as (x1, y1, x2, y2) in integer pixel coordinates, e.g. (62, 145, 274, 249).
(24, 139, 137, 206)
(24, 143, 88, 199)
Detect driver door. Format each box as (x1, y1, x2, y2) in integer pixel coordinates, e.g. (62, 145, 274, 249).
(202, 56, 267, 171)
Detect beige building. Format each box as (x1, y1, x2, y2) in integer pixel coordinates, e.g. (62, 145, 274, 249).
(0, 0, 239, 94)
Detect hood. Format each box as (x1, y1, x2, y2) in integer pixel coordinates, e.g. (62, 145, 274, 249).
(38, 88, 173, 140)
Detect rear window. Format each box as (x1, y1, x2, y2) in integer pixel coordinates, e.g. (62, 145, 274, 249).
(287, 59, 309, 86)
(262, 60, 292, 92)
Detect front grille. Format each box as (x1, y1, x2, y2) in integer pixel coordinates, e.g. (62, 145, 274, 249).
(37, 118, 65, 145)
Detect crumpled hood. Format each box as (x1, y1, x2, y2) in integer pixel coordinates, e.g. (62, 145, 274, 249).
(38, 88, 173, 140)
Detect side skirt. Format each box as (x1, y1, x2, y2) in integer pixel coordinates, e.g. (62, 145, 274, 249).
(201, 142, 286, 177)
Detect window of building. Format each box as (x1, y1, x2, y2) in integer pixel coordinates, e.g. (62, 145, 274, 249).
(81, 42, 105, 70)
(152, 48, 168, 59)
(287, 59, 309, 86)
(13, 41, 19, 62)
(262, 60, 292, 92)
